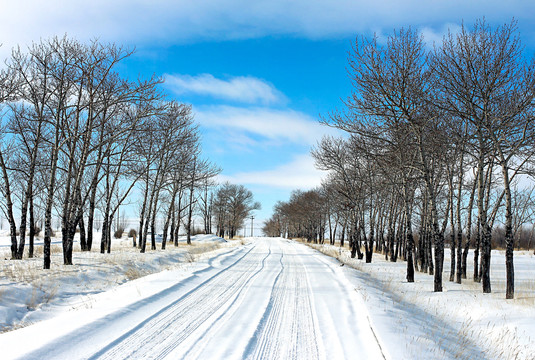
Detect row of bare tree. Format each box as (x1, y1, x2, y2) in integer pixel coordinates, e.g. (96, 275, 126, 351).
(265, 19, 535, 299)
(0, 36, 219, 268)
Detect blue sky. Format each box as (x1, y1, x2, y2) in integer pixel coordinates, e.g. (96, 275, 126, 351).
(3, 1, 535, 229)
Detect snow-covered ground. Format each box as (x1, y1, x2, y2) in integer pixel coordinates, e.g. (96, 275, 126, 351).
(0, 235, 533, 359)
(308, 242, 535, 360)
(0, 233, 229, 332)
(1, 237, 385, 359)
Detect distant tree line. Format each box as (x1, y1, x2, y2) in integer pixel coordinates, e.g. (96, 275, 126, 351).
(264, 19, 535, 299)
(213, 182, 261, 239)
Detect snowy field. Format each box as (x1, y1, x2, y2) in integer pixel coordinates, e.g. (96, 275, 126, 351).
(0, 235, 533, 359)
(0, 233, 229, 332)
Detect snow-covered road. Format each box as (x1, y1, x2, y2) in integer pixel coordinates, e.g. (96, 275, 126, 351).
(2, 238, 386, 360)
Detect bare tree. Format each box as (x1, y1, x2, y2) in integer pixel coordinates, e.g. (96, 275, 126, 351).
(322, 28, 450, 288)
(137, 102, 207, 251)
(213, 182, 260, 239)
(434, 19, 535, 298)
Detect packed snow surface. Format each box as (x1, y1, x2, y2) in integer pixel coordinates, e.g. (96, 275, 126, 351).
(0, 237, 385, 359)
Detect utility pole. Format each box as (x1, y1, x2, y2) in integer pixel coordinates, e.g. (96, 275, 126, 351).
(250, 216, 254, 237)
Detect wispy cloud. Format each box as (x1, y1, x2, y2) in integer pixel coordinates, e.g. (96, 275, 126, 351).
(165, 74, 285, 104)
(1, 1, 533, 59)
(420, 23, 462, 48)
(219, 154, 326, 189)
(194, 105, 340, 146)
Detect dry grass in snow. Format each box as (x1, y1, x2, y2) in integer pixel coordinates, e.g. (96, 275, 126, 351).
(0, 234, 235, 333)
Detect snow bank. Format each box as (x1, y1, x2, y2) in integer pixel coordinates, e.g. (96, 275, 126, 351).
(0, 235, 232, 333)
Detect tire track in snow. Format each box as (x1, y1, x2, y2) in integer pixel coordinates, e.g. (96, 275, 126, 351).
(244, 241, 322, 360)
(179, 246, 284, 359)
(89, 242, 271, 360)
(16, 238, 385, 360)
(302, 244, 387, 360)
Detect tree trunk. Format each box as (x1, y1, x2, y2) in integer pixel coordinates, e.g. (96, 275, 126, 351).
(501, 164, 514, 299)
(87, 192, 96, 251)
(15, 119, 42, 260)
(478, 148, 491, 293)
(43, 140, 60, 269)
(79, 216, 86, 251)
(142, 188, 155, 253)
(151, 223, 156, 251)
(0, 150, 18, 259)
(101, 217, 109, 254)
(16, 193, 29, 260)
(28, 196, 35, 258)
(449, 176, 456, 282)
(107, 214, 113, 254)
(340, 220, 346, 248)
(139, 175, 150, 253)
(161, 215, 170, 250)
(187, 160, 196, 245)
(462, 175, 477, 279)
(480, 224, 492, 293)
(405, 201, 415, 283)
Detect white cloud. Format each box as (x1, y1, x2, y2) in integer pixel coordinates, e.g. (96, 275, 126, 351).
(1, 1, 532, 59)
(194, 105, 340, 146)
(420, 23, 462, 48)
(219, 154, 326, 189)
(165, 74, 285, 104)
